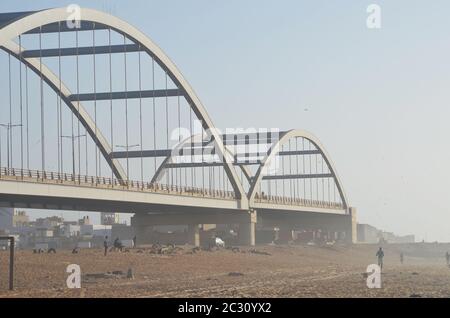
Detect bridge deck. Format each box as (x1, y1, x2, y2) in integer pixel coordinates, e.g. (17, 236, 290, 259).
(0, 167, 344, 213)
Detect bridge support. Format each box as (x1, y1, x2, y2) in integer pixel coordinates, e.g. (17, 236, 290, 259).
(259, 208, 357, 244)
(237, 210, 257, 246)
(348, 207, 357, 244)
(187, 224, 201, 247)
(131, 209, 258, 246)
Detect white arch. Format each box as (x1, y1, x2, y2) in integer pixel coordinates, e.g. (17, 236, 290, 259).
(0, 39, 127, 181)
(0, 7, 247, 205)
(152, 133, 253, 185)
(247, 129, 349, 209)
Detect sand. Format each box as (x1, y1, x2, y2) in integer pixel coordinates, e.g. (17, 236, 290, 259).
(1, 243, 450, 298)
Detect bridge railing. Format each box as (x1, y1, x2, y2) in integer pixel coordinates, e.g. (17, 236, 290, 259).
(254, 192, 344, 210)
(0, 167, 344, 209)
(0, 167, 236, 200)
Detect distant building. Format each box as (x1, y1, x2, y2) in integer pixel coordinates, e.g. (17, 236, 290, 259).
(101, 212, 119, 225)
(0, 208, 30, 232)
(78, 216, 91, 225)
(93, 225, 112, 238)
(34, 216, 64, 229)
(357, 223, 415, 244)
(62, 223, 81, 237)
(380, 231, 415, 244)
(357, 224, 380, 243)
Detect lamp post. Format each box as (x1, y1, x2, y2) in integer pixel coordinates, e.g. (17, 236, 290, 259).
(115, 144, 139, 184)
(62, 134, 86, 177)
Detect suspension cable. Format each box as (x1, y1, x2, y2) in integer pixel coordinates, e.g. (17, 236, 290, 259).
(39, 27, 45, 172)
(19, 35, 24, 175)
(93, 23, 98, 179)
(58, 22, 63, 174)
(108, 28, 114, 182)
(25, 65, 29, 170)
(152, 57, 157, 180)
(76, 29, 81, 178)
(177, 95, 181, 187)
(302, 138, 306, 200)
(165, 72, 169, 185)
(8, 53, 12, 169)
(138, 44, 143, 184)
(123, 34, 129, 184)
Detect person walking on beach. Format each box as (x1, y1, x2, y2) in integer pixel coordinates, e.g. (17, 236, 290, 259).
(104, 236, 109, 256)
(400, 252, 404, 265)
(376, 247, 385, 270)
(445, 251, 450, 266)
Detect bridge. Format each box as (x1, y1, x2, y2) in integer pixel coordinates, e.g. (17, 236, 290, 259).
(0, 7, 356, 246)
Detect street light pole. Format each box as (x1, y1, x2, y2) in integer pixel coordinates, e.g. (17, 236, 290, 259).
(115, 144, 139, 184)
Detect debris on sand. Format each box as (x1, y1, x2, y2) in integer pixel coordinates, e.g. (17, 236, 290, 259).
(249, 249, 271, 256)
(225, 246, 240, 253)
(412, 272, 419, 275)
(228, 272, 244, 277)
(84, 270, 126, 280)
(410, 294, 422, 298)
(149, 243, 183, 255)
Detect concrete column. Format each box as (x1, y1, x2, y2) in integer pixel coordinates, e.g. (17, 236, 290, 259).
(349, 207, 358, 244)
(237, 210, 257, 246)
(238, 222, 255, 246)
(187, 224, 200, 247)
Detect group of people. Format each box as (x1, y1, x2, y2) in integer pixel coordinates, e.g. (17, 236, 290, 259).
(103, 235, 137, 256)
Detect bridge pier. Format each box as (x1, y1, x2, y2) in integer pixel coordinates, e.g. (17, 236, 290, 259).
(259, 208, 357, 244)
(237, 211, 257, 246)
(187, 224, 201, 247)
(131, 210, 258, 247)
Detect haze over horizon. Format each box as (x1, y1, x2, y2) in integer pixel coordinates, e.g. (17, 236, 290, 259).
(1, 0, 449, 242)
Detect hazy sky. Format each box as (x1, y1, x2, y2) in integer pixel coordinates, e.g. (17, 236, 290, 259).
(1, 0, 450, 242)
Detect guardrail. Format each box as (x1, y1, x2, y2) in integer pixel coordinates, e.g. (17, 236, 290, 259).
(254, 193, 344, 210)
(0, 167, 344, 209)
(0, 167, 236, 200)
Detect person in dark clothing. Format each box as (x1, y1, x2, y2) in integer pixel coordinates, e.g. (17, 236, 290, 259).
(445, 252, 450, 266)
(104, 236, 108, 256)
(376, 247, 385, 270)
(400, 252, 404, 265)
(133, 235, 137, 248)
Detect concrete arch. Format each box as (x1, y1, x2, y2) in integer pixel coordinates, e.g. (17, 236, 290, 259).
(0, 7, 246, 204)
(0, 39, 127, 181)
(247, 129, 349, 209)
(152, 133, 253, 185)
